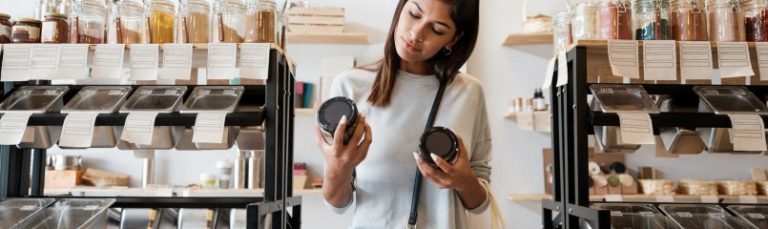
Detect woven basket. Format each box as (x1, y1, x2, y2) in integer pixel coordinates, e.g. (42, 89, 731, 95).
(718, 180, 758, 196)
(678, 179, 718, 196)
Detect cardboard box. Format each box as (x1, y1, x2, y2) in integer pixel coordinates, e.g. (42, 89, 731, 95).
(45, 170, 83, 188)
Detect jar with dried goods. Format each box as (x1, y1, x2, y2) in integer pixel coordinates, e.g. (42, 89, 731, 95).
(76, 0, 107, 44)
(742, 0, 768, 41)
(37, 0, 75, 21)
(553, 10, 572, 54)
(0, 13, 11, 43)
(634, 0, 672, 40)
(244, 0, 276, 43)
(41, 13, 69, 43)
(571, 2, 599, 40)
(670, 0, 708, 41)
(148, 0, 177, 44)
(181, 0, 210, 43)
(597, 0, 633, 39)
(116, 0, 148, 44)
(214, 0, 246, 43)
(12, 18, 43, 43)
(707, 0, 745, 41)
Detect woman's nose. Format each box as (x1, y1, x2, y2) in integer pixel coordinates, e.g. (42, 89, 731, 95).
(409, 24, 427, 42)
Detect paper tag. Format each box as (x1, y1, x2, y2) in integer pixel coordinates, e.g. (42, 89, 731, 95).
(556, 51, 569, 86)
(680, 41, 714, 81)
(655, 195, 675, 203)
(129, 44, 159, 81)
(617, 112, 655, 144)
(59, 112, 100, 148)
(639, 211, 655, 217)
(608, 40, 640, 79)
(29, 44, 60, 80)
(727, 114, 767, 151)
(192, 112, 228, 144)
(207, 44, 237, 80)
(92, 44, 126, 79)
(676, 212, 693, 218)
(610, 211, 623, 217)
(57, 44, 90, 80)
(162, 44, 193, 80)
(19, 205, 36, 211)
(515, 111, 534, 131)
(643, 40, 677, 81)
(542, 56, 556, 89)
(605, 194, 623, 202)
(82, 205, 99, 211)
(0, 113, 32, 145)
(756, 43, 768, 80)
(700, 195, 720, 203)
(1, 44, 32, 81)
(239, 43, 270, 80)
(739, 195, 759, 204)
(717, 42, 754, 78)
(121, 112, 158, 145)
(748, 213, 766, 219)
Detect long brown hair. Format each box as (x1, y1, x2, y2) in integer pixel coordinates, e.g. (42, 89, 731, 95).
(366, 0, 480, 107)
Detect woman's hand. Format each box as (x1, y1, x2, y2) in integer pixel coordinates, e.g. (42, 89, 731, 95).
(414, 136, 487, 209)
(316, 113, 372, 208)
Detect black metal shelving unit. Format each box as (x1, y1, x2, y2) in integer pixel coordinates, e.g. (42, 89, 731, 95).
(541, 44, 768, 229)
(0, 47, 301, 229)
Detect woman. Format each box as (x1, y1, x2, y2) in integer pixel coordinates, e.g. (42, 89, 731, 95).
(315, 0, 490, 228)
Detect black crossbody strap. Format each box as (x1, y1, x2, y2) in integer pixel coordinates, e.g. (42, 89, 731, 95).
(407, 80, 448, 228)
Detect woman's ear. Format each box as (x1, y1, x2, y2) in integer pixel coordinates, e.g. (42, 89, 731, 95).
(445, 31, 464, 51)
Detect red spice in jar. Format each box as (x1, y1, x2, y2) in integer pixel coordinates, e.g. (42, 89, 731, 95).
(0, 13, 11, 43)
(597, 0, 633, 39)
(745, 8, 768, 41)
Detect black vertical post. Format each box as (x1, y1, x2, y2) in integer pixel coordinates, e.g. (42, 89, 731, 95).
(570, 47, 589, 207)
(263, 49, 279, 229)
(30, 149, 46, 196)
(0, 146, 25, 198)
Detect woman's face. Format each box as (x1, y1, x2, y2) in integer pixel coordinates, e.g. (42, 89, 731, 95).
(394, 0, 458, 63)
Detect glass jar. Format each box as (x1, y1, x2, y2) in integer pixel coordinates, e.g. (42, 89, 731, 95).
(707, 0, 745, 41)
(571, 2, 598, 40)
(244, 0, 276, 43)
(634, 0, 672, 40)
(76, 0, 107, 44)
(214, 0, 246, 43)
(181, 0, 210, 43)
(12, 18, 43, 43)
(670, 0, 709, 41)
(115, 0, 148, 44)
(0, 13, 11, 43)
(148, 0, 176, 44)
(597, 0, 633, 39)
(553, 10, 572, 54)
(41, 13, 69, 43)
(742, 0, 768, 41)
(37, 0, 75, 21)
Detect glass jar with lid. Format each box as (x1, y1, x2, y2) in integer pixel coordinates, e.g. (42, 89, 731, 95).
(148, 0, 177, 44)
(571, 1, 598, 40)
(12, 18, 43, 43)
(670, 0, 708, 41)
(707, 0, 745, 41)
(76, 0, 107, 44)
(115, 0, 148, 44)
(553, 10, 572, 54)
(597, 0, 633, 39)
(0, 13, 11, 43)
(244, 0, 276, 43)
(37, 0, 76, 21)
(634, 0, 672, 40)
(41, 13, 69, 43)
(742, 0, 768, 41)
(180, 0, 210, 43)
(214, 0, 246, 43)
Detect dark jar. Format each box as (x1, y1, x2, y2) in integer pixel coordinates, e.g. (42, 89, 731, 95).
(42, 13, 70, 43)
(0, 13, 11, 43)
(419, 126, 459, 167)
(12, 18, 42, 43)
(318, 96, 359, 145)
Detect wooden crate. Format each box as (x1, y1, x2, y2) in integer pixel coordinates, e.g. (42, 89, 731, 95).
(288, 7, 345, 34)
(45, 170, 84, 189)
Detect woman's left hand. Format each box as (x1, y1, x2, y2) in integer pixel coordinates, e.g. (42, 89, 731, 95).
(413, 136, 478, 192)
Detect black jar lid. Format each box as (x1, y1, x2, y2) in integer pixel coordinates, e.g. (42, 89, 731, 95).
(318, 96, 358, 134)
(420, 127, 459, 166)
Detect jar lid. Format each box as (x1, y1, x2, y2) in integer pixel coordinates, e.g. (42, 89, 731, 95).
(44, 13, 68, 19)
(15, 18, 42, 24)
(317, 96, 359, 134)
(419, 126, 459, 166)
(0, 12, 10, 20)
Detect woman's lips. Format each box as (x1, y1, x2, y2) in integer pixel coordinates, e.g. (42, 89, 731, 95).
(402, 37, 422, 52)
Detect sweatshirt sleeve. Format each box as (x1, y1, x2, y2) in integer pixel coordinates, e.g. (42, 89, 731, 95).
(466, 83, 493, 214)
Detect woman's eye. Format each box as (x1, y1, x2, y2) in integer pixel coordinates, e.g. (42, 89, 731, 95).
(409, 11, 421, 19)
(432, 27, 445, 35)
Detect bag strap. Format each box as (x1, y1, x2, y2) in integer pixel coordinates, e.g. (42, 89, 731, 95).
(407, 80, 448, 228)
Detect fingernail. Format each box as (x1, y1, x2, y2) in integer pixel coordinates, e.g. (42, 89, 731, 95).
(430, 153, 439, 162)
(339, 115, 347, 125)
(412, 152, 420, 161)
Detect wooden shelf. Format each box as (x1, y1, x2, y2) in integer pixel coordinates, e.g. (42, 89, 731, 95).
(505, 110, 551, 133)
(296, 108, 316, 115)
(507, 193, 553, 201)
(287, 32, 369, 44)
(503, 33, 553, 46)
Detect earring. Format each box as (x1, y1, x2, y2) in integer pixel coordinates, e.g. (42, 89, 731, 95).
(443, 48, 452, 56)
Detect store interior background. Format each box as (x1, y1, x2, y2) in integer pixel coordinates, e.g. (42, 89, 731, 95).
(3, 0, 768, 228)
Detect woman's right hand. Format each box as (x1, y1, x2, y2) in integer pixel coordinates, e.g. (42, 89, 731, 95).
(315, 113, 373, 174)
